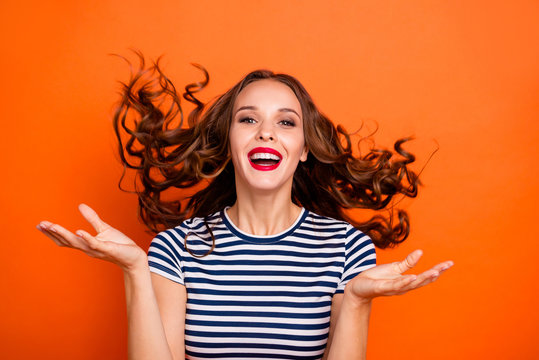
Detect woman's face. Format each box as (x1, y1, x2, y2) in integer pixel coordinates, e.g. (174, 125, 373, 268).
(229, 79, 308, 195)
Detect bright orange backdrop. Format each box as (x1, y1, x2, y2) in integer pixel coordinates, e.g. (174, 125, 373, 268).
(1, 1, 538, 359)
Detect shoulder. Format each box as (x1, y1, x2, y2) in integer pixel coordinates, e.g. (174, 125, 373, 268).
(304, 211, 363, 236)
(304, 211, 349, 230)
(305, 210, 374, 252)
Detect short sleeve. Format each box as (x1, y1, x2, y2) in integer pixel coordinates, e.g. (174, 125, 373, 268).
(147, 227, 186, 285)
(336, 225, 377, 293)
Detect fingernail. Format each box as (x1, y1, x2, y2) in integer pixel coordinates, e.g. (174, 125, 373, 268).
(76, 231, 83, 237)
(49, 227, 57, 233)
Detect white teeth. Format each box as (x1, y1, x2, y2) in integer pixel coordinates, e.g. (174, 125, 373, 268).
(250, 153, 281, 161)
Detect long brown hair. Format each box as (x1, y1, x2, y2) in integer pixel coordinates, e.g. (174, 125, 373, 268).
(113, 52, 419, 249)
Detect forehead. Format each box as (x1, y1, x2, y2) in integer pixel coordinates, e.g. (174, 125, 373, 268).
(233, 79, 302, 117)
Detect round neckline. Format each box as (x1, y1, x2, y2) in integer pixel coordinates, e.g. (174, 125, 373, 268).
(221, 206, 309, 243)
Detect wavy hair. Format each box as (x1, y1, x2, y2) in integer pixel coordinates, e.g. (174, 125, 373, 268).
(113, 52, 419, 250)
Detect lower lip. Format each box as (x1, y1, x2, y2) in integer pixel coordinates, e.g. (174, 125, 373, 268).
(248, 158, 281, 171)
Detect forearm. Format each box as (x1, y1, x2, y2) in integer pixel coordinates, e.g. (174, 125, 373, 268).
(124, 263, 173, 360)
(326, 290, 372, 360)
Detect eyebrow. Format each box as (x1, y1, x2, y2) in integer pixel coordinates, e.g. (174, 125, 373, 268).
(235, 106, 301, 118)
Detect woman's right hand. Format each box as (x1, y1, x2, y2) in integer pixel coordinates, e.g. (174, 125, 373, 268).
(37, 203, 147, 273)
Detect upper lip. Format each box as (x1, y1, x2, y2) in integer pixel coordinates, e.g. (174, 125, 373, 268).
(248, 147, 283, 160)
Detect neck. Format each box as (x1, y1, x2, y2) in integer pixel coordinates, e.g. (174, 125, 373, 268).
(227, 183, 302, 236)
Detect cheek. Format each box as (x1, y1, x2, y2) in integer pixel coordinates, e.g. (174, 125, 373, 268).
(228, 124, 239, 151)
(228, 127, 247, 160)
(283, 132, 307, 157)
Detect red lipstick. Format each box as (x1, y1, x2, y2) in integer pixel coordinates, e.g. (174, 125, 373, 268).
(247, 147, 282, 171)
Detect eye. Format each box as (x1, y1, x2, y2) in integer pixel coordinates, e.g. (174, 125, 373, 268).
(239, 117, 256, 124)
(279, 119, 296, 127)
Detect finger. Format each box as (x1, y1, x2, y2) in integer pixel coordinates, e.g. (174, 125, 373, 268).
(81, 231, 117, 257)
(78, 204, 110, 233)
(376, 274, 418, 296)
(38, 221, 57, 232)
(422, 261, 454, 279)
(402, 268, 442, 292)
(75, 230, 107, 257)
(395, 274, 418, 290)
(38, 220, 54, 228)
(438, 261, 454, 272)
(37, 222, 109, 259)
(47, 223, 92, 250)
(45, 230, 69, 246)
(427, 261, 454, 281)
(393, 249, 423, 274)
(37, 222, 71, 246)
(392, 261, 454, 294)
(37, 224, 66, 247)
(73, 229, 102, 252)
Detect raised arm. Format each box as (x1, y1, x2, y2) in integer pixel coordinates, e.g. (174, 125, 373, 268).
(37, 204, 184, 360)
(324, 250, 453, 360)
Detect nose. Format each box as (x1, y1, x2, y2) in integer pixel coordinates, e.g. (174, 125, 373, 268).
(256, 122, 275, 141)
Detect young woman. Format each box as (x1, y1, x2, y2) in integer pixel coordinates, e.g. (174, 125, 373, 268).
(37, 58, 453, 360)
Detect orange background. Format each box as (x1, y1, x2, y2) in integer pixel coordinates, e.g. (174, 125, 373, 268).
(1, 1, 538, 359)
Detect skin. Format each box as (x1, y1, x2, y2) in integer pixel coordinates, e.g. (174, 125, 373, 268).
(37, 79, 454, 360)
(227, 79, 309, 235)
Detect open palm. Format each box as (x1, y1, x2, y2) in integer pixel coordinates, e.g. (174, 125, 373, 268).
(37, 204, 147, 272)
(347, 250, 453, 301)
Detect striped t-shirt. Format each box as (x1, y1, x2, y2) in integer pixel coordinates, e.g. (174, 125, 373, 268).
(148, 207, 376, 360)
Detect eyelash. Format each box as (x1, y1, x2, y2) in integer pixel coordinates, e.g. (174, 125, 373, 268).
(239, 117, 256, 124)
(279, 119, 295, 127)
(239, 117, 296, 127)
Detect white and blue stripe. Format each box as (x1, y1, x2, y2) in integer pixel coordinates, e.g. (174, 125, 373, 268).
(148, 208, 376, 360)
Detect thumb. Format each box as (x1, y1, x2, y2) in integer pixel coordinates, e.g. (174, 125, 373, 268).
(78, 229, 118, 255)
(394, 249, 423, 274)
(78, 203, 109, 233)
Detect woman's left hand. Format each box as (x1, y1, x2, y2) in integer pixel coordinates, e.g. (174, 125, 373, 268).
(346, 249, 453, 303)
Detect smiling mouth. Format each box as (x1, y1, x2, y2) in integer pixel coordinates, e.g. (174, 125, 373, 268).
(248, 147, 282, 171)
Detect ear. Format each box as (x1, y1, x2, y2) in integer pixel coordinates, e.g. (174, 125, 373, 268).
(300, 146, 309, 162)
